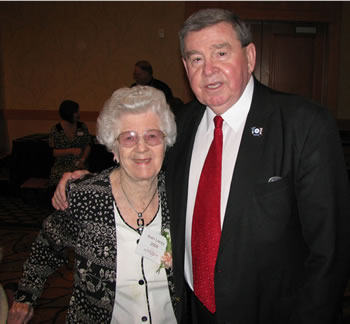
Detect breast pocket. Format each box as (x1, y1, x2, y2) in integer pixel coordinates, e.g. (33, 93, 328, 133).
(252, 174, 295, 241)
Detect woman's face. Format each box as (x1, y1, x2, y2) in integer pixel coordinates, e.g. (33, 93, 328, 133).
(114, 111, 165, 183)
(72, 111, 80, 123)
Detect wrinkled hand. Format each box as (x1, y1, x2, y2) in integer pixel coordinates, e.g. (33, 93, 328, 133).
(51, 170, 90, 210)
(7, 301, 34, 324)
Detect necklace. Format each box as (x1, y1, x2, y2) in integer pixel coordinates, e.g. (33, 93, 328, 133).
(121, 182, 158, 233)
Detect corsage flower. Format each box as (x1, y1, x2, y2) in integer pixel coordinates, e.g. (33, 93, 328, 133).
(156, 229, 172, 273)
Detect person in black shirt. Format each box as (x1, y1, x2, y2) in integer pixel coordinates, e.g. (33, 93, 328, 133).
(131, 60, 174, 104)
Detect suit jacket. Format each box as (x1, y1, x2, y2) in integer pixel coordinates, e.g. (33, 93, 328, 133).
(15, 168, 177, 323)
(166, 79, 350, 324)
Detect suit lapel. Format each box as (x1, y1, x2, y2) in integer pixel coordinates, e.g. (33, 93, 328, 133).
(218, 80, 274, 257)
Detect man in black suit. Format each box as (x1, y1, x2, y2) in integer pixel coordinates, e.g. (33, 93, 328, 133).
(166, 8, 350, 324)
(53, 8, 350, 324)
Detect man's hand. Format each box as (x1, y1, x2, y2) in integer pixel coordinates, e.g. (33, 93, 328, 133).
(52, 170, 90, 210)
(7, 301, 34, 324)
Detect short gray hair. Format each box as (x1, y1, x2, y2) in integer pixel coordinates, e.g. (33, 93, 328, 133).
(179, 8, 252, 58)
(97, 86, 176, 152)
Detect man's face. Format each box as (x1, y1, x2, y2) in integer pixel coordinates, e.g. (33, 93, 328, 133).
(133, 66, 151, 85)
(183, 22, 256, 115)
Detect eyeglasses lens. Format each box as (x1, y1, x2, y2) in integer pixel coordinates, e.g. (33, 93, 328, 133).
(118, 130, 164, 147)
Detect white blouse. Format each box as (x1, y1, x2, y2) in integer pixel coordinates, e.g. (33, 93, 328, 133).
(111, 203, 176, 324)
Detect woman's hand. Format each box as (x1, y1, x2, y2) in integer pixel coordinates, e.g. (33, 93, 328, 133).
(7, 302, 34, 324)
(51, 170, 90, 210)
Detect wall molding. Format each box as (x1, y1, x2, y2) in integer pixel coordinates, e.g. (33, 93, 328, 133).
(3, 109, 99, 121)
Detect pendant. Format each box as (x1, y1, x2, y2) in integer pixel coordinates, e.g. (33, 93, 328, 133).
(138, 212, 142, 218)
(137, 218, 145, 227)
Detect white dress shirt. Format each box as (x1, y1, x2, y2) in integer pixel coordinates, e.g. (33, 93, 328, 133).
(111, 203, 176, 324)
(184, 76, 254, 289)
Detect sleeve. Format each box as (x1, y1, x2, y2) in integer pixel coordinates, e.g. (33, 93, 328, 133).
(14, 208, 79, 305)
(48, 125, 58, 149)
(291, 106, 350, 323)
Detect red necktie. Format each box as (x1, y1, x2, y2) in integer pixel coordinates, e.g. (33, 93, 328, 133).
(192, 115, 223, 313)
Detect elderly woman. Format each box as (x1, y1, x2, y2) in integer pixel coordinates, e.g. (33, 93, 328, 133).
(8, 86, 178, 324)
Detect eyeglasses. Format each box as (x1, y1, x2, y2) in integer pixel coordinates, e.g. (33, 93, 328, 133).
(116, 129, 165, 148)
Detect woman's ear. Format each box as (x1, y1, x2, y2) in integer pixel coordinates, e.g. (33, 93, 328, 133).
(113, 151, 119, 164)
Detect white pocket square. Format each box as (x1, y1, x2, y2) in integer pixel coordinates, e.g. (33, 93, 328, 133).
(268, 176, 282, 183)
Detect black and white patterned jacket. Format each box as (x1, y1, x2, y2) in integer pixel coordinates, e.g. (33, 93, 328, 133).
(15, 168, 176, 323)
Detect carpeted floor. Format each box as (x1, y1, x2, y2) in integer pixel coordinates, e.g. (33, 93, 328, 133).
(0, 195, 52, 229)
(0, 227, 73, 324)
(0, 176, 74, 323)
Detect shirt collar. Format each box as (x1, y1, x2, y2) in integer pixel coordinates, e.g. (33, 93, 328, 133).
(204, 76, 254, 132)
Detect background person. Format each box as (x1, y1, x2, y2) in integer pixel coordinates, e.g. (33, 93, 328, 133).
(131, 60, 174, 105)
(8, 86, 178, 324)
(48, 99, 91, 190)
(131, 60, 186, 119)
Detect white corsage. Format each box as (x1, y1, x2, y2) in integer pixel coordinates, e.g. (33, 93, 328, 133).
(156, 229, 172, 273)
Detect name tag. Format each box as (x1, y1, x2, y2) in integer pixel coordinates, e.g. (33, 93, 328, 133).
(135, 227, 166, 264)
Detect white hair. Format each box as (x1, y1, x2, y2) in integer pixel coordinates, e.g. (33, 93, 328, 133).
(96, 86, 176, 152)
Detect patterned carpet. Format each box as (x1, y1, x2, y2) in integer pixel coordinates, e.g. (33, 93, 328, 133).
(0, 151, 72, 323)
(0, 227, 73, 324)
(0, 185, 73, 323)
(0, 195, 52, 229)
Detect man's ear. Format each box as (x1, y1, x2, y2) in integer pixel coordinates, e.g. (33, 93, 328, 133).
(245, 43, 256, 74)
(182, 57, 189, 77)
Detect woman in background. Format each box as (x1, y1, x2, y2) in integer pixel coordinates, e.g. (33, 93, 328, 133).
(49, 99, 91, 190)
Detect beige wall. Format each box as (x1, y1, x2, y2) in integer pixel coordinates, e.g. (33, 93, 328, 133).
(1, 1, 350, 155)
(0, 1, 187, 151)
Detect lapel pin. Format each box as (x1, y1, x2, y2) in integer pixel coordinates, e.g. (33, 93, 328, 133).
(251, 127, 263, 136)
